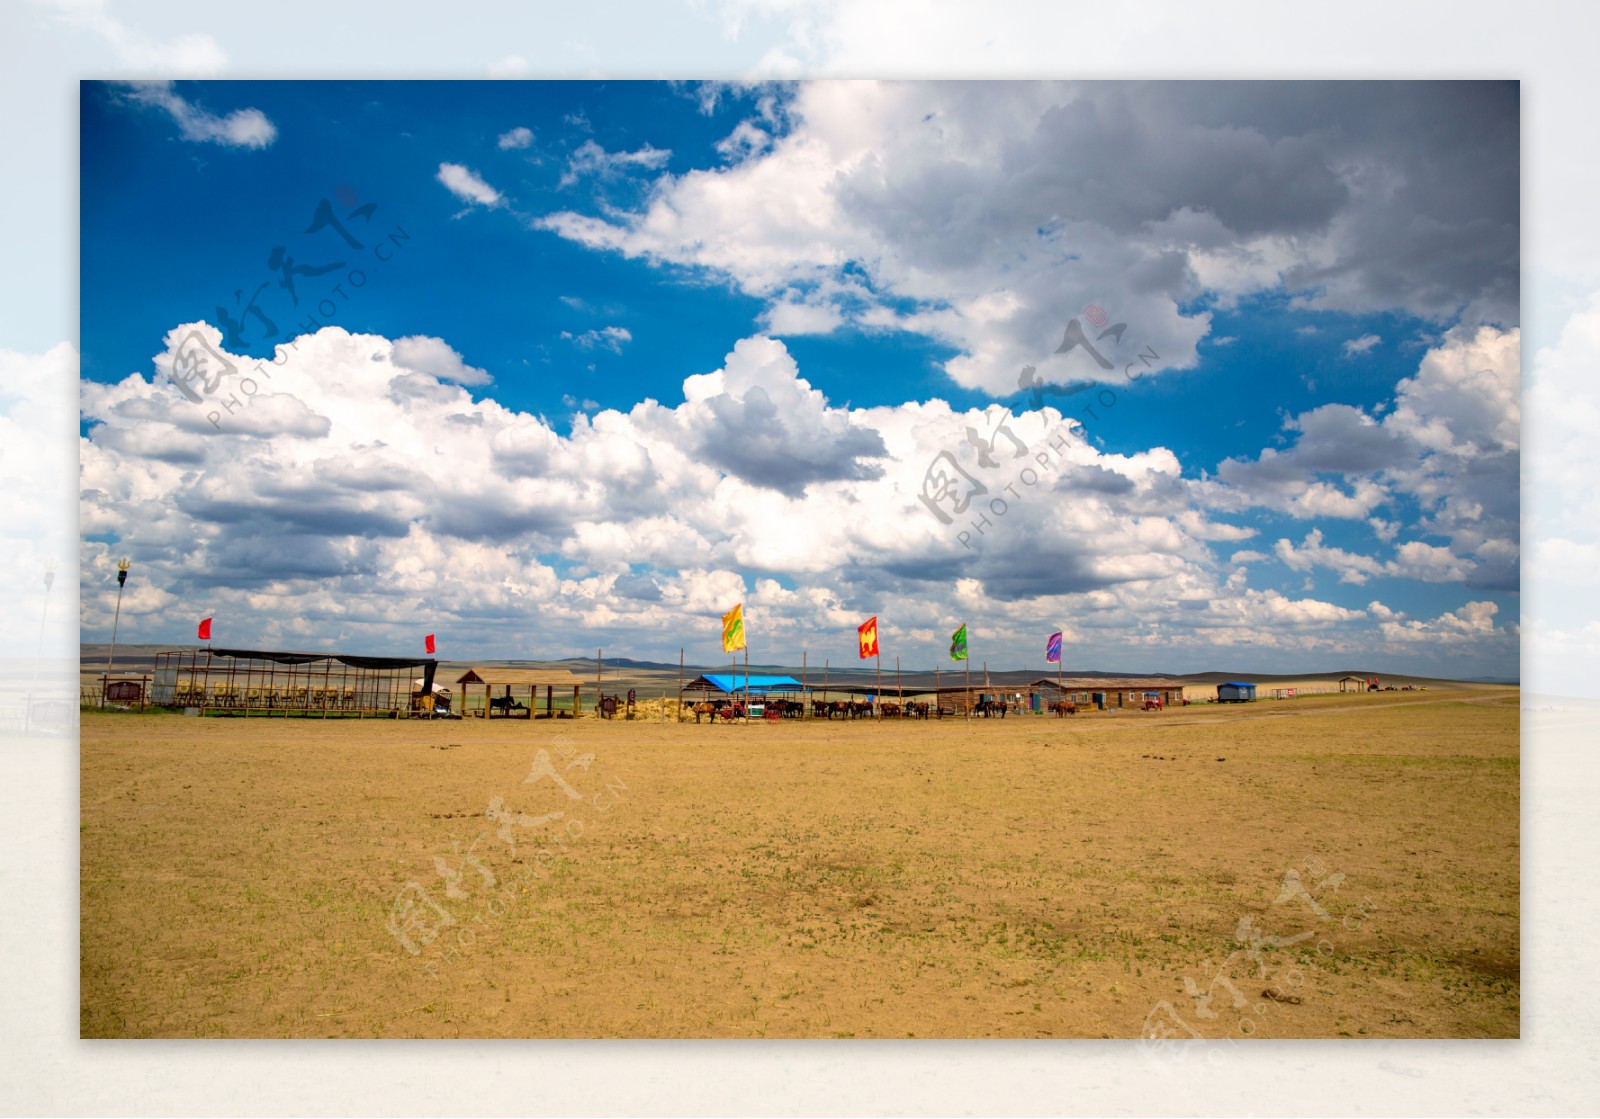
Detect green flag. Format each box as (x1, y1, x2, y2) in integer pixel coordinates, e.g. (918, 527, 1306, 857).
(950, 624, 968, 662)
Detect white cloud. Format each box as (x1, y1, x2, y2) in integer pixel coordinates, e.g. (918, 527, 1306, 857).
(436, 162, 503, 208)
(391, 335, 493, 386)
(43, 1, 226, 74)
(498, 126, 534, 150)
(1205, 326, 1518, 590)
(1275, 529, 1389, 585)
(1376, 600, 1510, 645)
(561, 326, 632, 353)
(558, 140, 672, 188)
(122, 81, 275, 148)
(1342, 333, 1382, 356)
(76, 319, 1515, 676)
(534, 82, 1516, 397)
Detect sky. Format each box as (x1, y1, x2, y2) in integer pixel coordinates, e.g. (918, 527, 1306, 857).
(75, 78, 1522, 677)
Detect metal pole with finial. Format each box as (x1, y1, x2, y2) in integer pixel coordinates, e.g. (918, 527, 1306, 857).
(104, 557, 130, 706)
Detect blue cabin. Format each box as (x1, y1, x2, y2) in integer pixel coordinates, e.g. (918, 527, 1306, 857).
(1217, 681, 1257, 703)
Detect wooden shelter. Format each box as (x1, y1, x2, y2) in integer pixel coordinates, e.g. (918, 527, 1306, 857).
(152, 646, 437, 717)
(455, 667, 585, 720)
(1339, 675, 1366, 693)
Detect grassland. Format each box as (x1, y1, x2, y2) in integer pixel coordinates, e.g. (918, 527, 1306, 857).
(79, 687, 1518, 1038)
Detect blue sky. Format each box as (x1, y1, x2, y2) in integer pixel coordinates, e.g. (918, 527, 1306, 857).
(78, 79, 1520, 676)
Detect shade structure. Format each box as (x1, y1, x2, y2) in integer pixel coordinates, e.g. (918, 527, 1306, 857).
(683, 673, 808, 695)
(454, 666, 586, 719)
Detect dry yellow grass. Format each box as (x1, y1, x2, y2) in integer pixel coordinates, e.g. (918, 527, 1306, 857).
(79, 688, 1518, 1038)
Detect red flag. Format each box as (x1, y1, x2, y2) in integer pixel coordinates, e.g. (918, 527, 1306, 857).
(425, 633, 436, 655)
(198, 617, 212, 641)
(857, 616, 879, 659)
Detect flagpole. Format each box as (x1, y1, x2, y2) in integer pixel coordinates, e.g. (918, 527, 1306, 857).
(896, 655, 901, 704)
(965, 653, 970, 719)
(802, 650, 807, 719)
(597, 647, 602, 718)
(875, 651, 881, 718)
(824, 657, 829, 703)
(744, 645, 750, 721)
(677, 647, 684, 723)
(1057, 632, 1063, 705)
(935, 661, 940, 717)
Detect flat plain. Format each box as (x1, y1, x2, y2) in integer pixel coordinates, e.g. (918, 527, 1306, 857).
(79, 686, 1518, 1039)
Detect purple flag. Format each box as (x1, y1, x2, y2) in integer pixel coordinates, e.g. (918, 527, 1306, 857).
(1046, 632, 1062, 664)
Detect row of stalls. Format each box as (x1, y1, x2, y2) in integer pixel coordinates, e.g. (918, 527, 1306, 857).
(149, 649, 590, 719)
(678, 673, 1190, 715)
(143, 647, 1203, 719)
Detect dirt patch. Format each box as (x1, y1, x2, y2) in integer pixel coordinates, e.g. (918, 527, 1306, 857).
(80, 689, 1518, 1038)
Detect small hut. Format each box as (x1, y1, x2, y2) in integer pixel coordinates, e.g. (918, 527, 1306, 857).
(1217, 681, 1257, 703)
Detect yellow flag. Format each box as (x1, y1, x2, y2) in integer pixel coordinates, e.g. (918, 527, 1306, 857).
(721, 603, 746, 653)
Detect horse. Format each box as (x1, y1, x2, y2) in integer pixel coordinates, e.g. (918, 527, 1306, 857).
(1052, 701, 1078, 717)
(880, 702, 902, 718)
(489, 694, 528, 716)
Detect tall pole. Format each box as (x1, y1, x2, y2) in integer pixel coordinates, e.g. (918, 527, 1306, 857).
(105, 557, 130, 706)
(744, 645, 749, 720)
(896, 655, 901, 703)
(824, 657, 829, 702)
(935, 661, 940, 717)
(677, 647, 684, 723)
(802, 650, 807, 718)
(964, 654, 970, 719)
(875, 651, 881, 718)
(1057, 632, 1063, 706)
(597, 647, 602, 718)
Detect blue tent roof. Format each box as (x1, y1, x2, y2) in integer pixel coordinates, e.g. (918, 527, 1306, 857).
(1222, 681, 1256, 687)
(700, 673, 808, 694)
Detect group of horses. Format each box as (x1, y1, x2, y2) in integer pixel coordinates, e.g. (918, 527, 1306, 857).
(685, 696, 1078, 722)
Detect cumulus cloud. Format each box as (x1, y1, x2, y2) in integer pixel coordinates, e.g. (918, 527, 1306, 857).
(1204, 325, 1518, 591)
(535, 81, 1517, 397)
(122, 81, 276, 148)
(498, 126, 534, 150)
(436, 162, 503, 208)
(1376, 600, 1511, 645)
(77, 318, 1514, 675)
(391, 335, 493, 386)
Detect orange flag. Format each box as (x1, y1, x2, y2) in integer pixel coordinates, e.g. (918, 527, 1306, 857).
(857, 616, 879, 659)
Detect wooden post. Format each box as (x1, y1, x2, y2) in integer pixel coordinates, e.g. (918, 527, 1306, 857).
(802, 650, 807, 719)
(896, 655, 901, 703)
(596, 648, 602, 719)
(875, 652, 881, 717)
(677, 647, 684, 723)
(546, 684, 553, 720)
